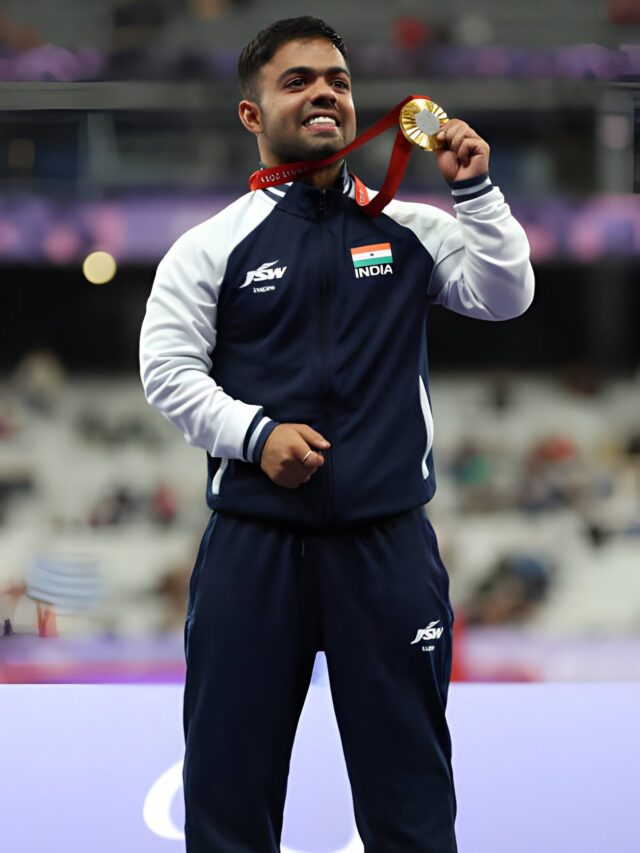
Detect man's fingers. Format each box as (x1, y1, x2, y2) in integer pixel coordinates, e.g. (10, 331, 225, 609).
(437, 120, 484, 150)
(436, 119, 463, 144)
(260, 423, 331, 488)
(294, 423, 331, 450)
(452, 126, 474, 150)
(299, 446, 324, 468)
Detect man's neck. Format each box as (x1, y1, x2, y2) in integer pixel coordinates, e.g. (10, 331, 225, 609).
(300, 161, 344, 190)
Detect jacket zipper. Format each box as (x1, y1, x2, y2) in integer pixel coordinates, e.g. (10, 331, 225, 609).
(317, 189, 336, 522)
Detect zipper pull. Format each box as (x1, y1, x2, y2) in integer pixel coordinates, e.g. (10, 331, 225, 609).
(319, 188, 326, 214)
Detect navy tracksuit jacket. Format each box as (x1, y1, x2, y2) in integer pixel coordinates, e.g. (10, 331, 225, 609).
(140, 164, 534, 852)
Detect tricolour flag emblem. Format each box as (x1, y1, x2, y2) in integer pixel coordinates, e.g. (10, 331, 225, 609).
(351, 242, 393, 268)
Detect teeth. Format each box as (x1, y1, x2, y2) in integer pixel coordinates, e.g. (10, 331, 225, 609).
(306, 116, 336, 126)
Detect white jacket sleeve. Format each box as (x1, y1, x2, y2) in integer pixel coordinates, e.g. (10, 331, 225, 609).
(385, 173, 534, 321)
(139, 225, 269, 461)
(428, 173, 535, 320)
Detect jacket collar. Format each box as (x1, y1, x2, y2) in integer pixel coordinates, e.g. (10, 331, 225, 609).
(259, 160, 355, 208)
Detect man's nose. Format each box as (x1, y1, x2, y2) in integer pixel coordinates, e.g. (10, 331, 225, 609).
(310, 80, 337, 106)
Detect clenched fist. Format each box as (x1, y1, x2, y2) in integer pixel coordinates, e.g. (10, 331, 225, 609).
(434, 118, 490, 183)
(260, 423, 331, 489)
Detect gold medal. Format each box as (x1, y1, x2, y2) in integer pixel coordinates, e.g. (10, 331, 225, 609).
(399, 98, 448, 151)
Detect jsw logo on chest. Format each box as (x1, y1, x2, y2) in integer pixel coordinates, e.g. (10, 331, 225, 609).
(240, 260, 287, 290)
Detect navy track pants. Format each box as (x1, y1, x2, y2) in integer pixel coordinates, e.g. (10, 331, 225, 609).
(182, 507, 458, 853)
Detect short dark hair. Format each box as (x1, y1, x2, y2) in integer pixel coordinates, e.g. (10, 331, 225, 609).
(238, 16, 348, 102)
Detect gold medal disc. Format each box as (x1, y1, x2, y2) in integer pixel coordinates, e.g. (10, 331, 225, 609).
(399, 98, 448, 151)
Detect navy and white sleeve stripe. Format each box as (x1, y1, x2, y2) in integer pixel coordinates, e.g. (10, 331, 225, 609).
(447, 172, 493, 203)
(242, 409, 280, 464)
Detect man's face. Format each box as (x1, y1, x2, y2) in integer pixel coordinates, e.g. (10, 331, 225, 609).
(243, 37, 356, 164)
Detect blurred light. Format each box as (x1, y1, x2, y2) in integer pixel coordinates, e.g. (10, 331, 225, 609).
(476, 48, 510, 77)
(523, 224, 557, 263)
(0, 217, 20, 253)
(570, 219, 603, 262)
(453, 14, 493, 46)
(8, 138, 35, 170)
(83, 251, 117, 285)
(44, 225, 81, 265)
(600, 114, 632, 150)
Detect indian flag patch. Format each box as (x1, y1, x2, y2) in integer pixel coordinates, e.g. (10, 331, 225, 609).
(351, 242, 393, 268)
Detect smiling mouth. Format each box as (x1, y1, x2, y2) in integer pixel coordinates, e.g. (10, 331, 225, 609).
(302, 115, 340, 129)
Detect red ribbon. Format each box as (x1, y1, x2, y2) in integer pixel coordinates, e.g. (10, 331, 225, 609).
(248, 94, 431, 217)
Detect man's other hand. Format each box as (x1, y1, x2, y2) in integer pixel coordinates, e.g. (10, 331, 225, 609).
(434, 118, 490, 183)
(260, 424, 331, 488)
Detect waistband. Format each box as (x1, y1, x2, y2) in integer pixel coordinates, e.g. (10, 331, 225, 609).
(213, 505, 429, 538)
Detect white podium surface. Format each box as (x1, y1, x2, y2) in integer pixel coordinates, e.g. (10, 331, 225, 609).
(1, 655, 638, 852)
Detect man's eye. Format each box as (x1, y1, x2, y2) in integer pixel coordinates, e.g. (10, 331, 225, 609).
(286, 78, 305, 87)
(333, 80, 349, 90)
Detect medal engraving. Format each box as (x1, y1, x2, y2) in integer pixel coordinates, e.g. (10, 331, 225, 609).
(399, 98, 448, 151)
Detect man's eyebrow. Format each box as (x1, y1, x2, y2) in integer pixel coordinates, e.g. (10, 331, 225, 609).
(276, 65, 351, 83)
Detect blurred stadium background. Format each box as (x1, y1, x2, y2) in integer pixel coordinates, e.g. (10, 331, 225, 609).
(1, 0, 639, 683)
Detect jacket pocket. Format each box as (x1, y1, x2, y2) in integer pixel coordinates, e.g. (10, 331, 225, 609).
(418, 375, 434, 479)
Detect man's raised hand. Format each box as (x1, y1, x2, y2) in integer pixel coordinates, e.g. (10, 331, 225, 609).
(434, 118, 490, 183)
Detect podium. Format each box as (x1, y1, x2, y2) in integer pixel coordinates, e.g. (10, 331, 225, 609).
(1, 655, 638, 852)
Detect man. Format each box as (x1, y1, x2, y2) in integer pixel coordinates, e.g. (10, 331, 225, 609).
(140, 16, 534, 853)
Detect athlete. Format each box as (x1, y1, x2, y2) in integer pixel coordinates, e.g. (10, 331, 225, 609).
(140, 16, 534, 853)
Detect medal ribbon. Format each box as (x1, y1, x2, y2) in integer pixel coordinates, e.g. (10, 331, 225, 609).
(248, 94, 431, 217)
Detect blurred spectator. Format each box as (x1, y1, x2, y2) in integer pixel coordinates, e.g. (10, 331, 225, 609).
(0, 580, 26, 636)
(152, 562, 190, 632)
(150, 482, 178, 526)
(625, 431, 640, 457)
(518, 435, 582, 512)
(0, 10, 42, 52)
(13, 350, 65, 415)
(0, 10, 103, 81)
(450, 439, 500, 512)
(487, 370, 514, 413)
(0, 468, 35, 525)
(88, 482, 179, 526)
(393, 16, 433, 51)
(89, 485, 140, 526)
(76, 409, 110, 444)
(608, 0, 640, 24)
(0, 390, 21, 439)
(464, 552, 555, 626)
(560, 363, 603, 397)
(76, 409, 162, 447)
(113, 0, 171, 30)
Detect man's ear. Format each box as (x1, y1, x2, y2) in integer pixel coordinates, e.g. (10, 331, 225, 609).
(239, 100, 263, 135)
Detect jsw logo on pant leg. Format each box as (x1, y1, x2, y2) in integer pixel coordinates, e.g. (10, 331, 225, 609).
(240, 260, 288, 289)
(410, 619, 444, 644)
